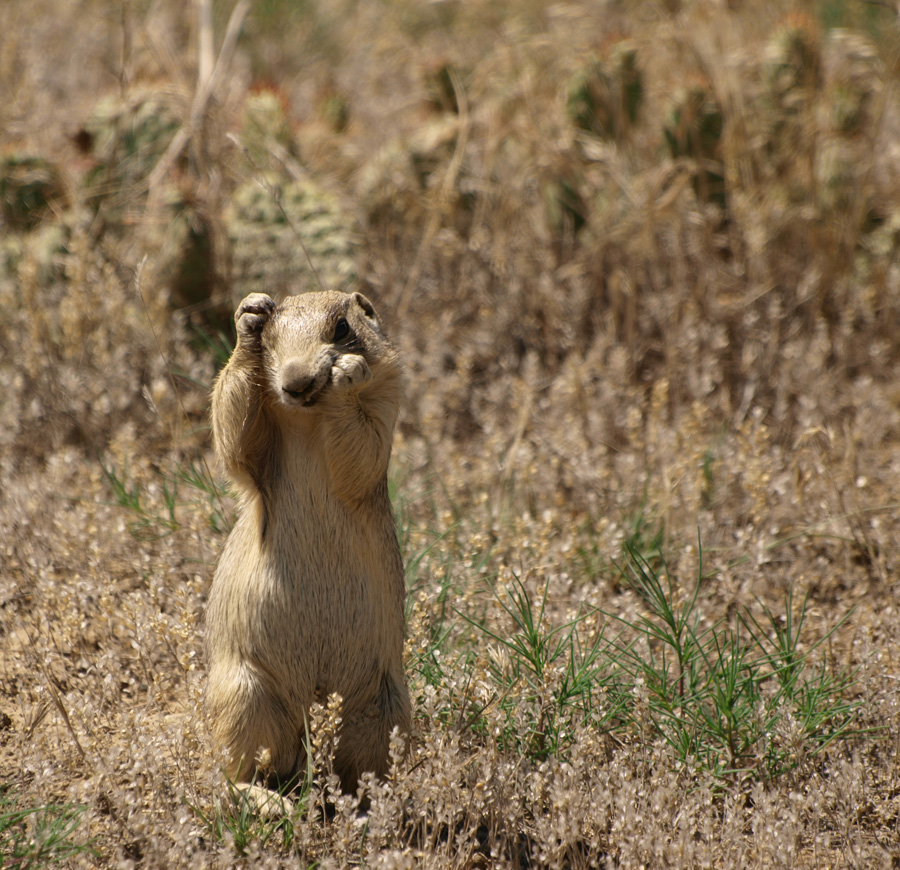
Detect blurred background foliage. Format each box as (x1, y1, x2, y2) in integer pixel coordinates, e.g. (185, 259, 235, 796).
(2, 0, 898, 440)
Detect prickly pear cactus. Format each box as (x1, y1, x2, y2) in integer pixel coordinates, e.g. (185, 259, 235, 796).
(761, 17, 823, 185)
(0, 155, 67, 231)
(812, 31, 882, 218)
(224, 173, 357, 301)
(238, 88, 295, 168)
(765, 18, 822, 112)
(663, 86, 726, 207)
(566, 42, 643, 142)
(81, 90, 182, 216)
(357, 116, 464, 227)
(816, 139, 857, 213)
(542, 171, 588, 238)
(157, 187, 217, 311)
(826, 29, 881, 135)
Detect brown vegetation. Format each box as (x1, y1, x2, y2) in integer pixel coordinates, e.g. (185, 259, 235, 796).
(2, 0, 900, 866)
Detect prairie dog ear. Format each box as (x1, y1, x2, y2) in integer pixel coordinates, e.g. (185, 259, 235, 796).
(351, 292, 380, 325)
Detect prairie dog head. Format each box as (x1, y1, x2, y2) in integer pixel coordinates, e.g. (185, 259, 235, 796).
(260, 290, 398, 410)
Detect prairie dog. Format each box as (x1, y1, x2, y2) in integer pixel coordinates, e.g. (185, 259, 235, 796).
(206, 290, 410, 795)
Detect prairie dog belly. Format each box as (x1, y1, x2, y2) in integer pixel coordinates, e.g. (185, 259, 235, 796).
(210, 485, 393, 695)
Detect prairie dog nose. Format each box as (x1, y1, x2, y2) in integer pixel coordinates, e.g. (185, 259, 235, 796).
(280, 360, 316, 400)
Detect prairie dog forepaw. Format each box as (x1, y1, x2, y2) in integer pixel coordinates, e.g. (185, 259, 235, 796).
(331, 354, 372, 390)
(236, 293, 276, 340)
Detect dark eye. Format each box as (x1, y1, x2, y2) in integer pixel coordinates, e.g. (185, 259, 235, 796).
(333, 317, 351, 341)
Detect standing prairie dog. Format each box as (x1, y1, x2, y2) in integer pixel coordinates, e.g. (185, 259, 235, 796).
(206, 289, 410, 796)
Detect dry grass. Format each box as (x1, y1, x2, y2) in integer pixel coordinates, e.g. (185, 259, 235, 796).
(3, 0, 900, 866)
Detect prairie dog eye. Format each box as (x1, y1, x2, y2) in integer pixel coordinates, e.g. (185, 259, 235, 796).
(333, 317, 351, 341)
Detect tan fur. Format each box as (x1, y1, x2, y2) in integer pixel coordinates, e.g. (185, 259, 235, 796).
(206, 290, 410, 795)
